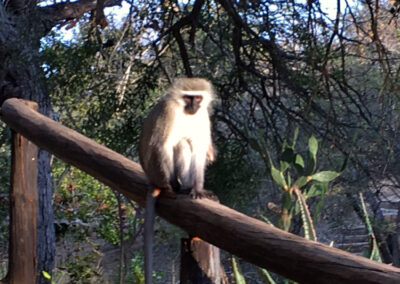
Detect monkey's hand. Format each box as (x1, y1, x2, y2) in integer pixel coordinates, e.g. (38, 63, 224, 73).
(189, 188, 218, 201)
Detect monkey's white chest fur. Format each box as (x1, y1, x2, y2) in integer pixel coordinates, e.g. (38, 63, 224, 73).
(167, 109, 210, 152)
(164, 108, 211, 189)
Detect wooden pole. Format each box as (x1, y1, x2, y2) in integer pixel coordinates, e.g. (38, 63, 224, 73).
(2, 98, 400, 284)
(180, 238, 228, 284)
(7, 100, 38, 284)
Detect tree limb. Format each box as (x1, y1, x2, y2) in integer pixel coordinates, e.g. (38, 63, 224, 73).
(39, 0, 121, 29)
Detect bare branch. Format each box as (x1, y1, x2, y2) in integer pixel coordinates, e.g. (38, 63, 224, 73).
(39, 0, 121, 29)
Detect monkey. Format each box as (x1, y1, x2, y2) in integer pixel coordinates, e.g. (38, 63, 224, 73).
(138, 78, 215, 284)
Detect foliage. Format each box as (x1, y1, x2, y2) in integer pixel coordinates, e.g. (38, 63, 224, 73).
(122, 252, 163, 284)
(65, 253, 102, 282)
(2, 0, 400, 281)
(234, 131, 339, 283)
(52, 158, 126, 244)
(251, 129, 340, 238)
(206, 140, 260, 209)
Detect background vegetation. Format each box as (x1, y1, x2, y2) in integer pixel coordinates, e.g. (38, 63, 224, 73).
(2, 0, 400, 282)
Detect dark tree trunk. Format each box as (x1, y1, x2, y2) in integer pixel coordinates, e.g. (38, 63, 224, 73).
(0, 5, 55, 283)
(36, 149, 54, 283)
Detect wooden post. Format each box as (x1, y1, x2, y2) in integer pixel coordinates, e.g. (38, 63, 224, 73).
(7, 100, 38, 283)
(180, 237, 228, 284)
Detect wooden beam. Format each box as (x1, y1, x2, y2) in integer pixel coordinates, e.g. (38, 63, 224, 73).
(8, 100, 38, 283)
(1, 98, 400, 284)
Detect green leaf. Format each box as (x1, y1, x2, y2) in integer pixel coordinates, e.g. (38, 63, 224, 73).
(308, 136, 318, 159)
(287, 172, 291, 187)
(311, 171, 340, 183)
(260, 215, 275, 227)
(280, 160, 290, 173)
(359, 193, 382, 262)
(257, 267, 277, 284)
(294, 176, 308, 188)
(279, 191, 293, 231)
(280, 147, 294, 172)
(313, 183, 328, 221)
(42, 271, 51, 280)
(294, 154, 305, 175)
(231, 256, 246, 284)
(271, 166, 287, 189)
(306, 182, 326, 198)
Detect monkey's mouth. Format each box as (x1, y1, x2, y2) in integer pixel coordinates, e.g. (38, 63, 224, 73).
(184, 106, 200, 114)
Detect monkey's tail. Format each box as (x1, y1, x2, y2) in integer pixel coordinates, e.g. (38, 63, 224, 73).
(144, 188, 161, 284)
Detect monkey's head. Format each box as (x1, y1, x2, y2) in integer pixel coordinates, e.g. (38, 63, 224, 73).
(170, 78, 214, 115)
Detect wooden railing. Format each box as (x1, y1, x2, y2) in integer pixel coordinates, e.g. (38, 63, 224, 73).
(2, 98, 400, 284)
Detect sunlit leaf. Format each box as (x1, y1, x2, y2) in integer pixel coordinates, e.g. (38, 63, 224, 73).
(231, 256, 246, 284)
(42, 271, 51, 280)
(257, 267, 277, 284)
(311, 171, 340, 182)
(271, 166, 287, 189)
(308, 136, 318, 159)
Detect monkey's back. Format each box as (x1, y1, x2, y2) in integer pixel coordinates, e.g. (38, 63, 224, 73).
(139, 98, 177, 189)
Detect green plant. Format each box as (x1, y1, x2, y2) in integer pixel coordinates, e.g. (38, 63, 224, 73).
(64, 253, 101, 282)
(231, 255, 246, 284)
(251, 129, 340, 238)
(359, 192, 382, 262)
(125, 252, 163, 284)
(246, 129, 340, 283)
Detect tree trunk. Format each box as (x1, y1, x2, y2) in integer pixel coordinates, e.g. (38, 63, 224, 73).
(0, 5, 55, 283)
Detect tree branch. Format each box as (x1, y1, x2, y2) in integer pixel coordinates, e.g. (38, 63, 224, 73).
(173, 29, 193, 77)
(39, 0, 121, 29)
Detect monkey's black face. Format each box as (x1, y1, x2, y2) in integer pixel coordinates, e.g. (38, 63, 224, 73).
(183, 95, 203, 114)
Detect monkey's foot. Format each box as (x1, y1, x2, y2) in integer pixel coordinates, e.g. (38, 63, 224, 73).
(189, 189, 218, 201)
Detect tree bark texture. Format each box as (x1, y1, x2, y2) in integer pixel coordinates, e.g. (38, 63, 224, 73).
(2, 98, 400, 284)
(1, 4, 54, 282)
(7, 102, 38, 283)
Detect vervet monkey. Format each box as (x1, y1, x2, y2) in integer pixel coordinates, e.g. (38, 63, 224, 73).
(139, 78, 215, 283)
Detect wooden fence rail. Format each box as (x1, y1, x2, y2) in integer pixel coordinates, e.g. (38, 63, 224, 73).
(2, 98, 400, 284)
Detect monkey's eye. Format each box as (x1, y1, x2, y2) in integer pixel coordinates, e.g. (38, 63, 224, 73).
(193, 95, 203, 103)
(182, 95, 192, 103)
(182, 95, 203, 103)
